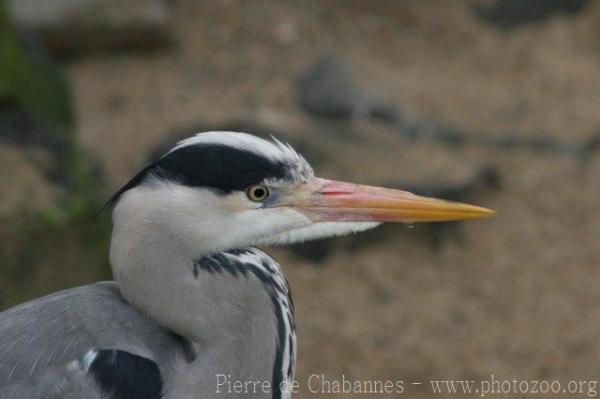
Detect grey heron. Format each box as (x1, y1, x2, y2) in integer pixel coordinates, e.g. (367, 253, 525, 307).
(0, 132, 494, 398)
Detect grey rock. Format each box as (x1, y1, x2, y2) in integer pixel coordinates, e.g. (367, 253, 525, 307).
(298, 57, 599, 161)
(297, 56, 414, 137)
(298, 55, 368, 120)
(9, 0, 172, 57)
(474, 0, 589, 29)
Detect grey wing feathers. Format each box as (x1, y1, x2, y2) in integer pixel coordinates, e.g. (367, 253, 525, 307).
(1, 364, 104, 399)
(0, 282, 185, 398)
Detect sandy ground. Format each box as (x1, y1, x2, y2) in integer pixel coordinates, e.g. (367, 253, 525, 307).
(3, 1, 599, 397)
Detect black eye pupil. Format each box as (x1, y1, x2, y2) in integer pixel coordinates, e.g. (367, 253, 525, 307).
(247, 185, 269, 201)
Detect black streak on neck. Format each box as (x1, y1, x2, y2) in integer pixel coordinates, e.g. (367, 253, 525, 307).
(191, 249, 292, 399)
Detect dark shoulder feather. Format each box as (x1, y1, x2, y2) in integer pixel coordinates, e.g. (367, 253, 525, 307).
(89, 349, 163, 399)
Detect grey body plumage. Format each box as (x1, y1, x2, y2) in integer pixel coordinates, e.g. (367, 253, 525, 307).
(0, 282, 177, 398)
(0, 249, 293, 399)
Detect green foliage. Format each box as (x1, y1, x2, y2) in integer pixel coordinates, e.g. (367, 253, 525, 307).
(0, 0, 74, 129)
(0, 149, 112, 309)
(0, 209, 113, 309)
(0, 0, 113, 310)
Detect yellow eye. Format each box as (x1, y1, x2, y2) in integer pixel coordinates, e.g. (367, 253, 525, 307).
(246, 185, 270, 202)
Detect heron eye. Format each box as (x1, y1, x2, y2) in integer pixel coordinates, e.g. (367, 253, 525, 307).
(246, 185, 270, 202)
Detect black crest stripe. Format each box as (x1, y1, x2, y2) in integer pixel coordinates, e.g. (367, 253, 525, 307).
(105, 144, 291, 208)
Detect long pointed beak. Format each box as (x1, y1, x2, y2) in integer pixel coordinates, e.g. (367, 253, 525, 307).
(287, 178, 495, 223)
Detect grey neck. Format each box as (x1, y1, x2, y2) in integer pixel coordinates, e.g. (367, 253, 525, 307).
(110, 217, 293, 398)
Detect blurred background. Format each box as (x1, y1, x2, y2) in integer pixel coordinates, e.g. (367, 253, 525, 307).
(0, 0, 598, 397)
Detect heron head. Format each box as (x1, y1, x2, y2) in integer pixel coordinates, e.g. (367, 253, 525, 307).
(109, 132, 494, 256)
